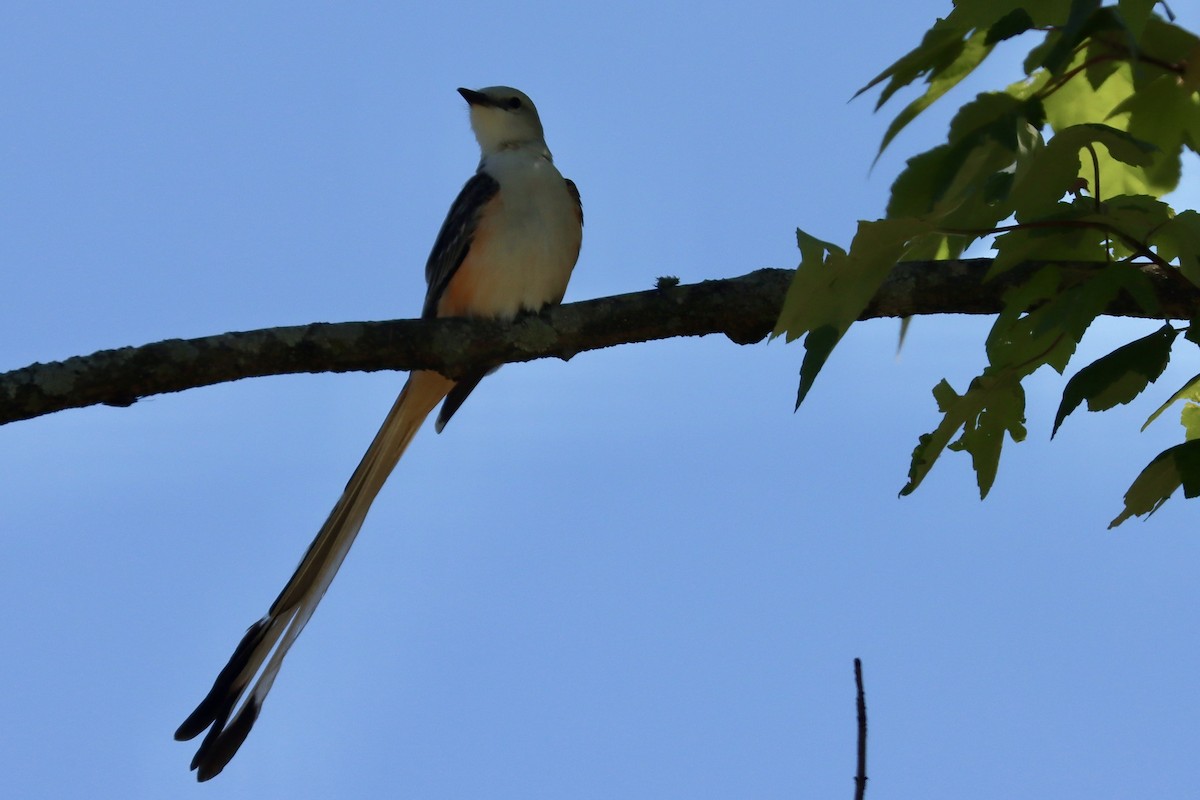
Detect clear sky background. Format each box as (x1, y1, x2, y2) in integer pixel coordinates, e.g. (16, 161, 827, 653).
(2, 2, 1198, 798)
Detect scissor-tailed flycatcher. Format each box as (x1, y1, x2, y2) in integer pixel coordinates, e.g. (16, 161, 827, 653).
(174, 86, 583, 781)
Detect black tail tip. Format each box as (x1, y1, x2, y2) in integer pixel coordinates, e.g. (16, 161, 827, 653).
(191, 700, 262, 781)
(174, 707, 211, 742)
(175, 618, 271, 742)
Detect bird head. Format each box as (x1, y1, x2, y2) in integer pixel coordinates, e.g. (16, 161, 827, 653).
(458, 86, 549, 157)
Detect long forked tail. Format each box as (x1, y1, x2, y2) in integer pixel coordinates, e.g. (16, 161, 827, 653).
(175, 370, 454, 781)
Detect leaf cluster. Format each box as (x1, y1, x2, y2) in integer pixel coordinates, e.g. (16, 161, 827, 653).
(775, 0, 1200, 524)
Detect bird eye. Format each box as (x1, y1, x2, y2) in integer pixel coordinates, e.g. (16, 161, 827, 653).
(506, 97, 523, 110)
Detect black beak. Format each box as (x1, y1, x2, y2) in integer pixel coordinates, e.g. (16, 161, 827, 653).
(457, 88, 493, 107)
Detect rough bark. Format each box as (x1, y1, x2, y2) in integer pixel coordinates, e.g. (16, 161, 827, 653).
(3, 259, 1197, 426)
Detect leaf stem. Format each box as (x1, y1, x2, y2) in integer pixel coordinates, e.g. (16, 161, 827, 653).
(1081, 143, 1110, 258)
(1035, 54, 1117, 99)
(941, 220, 1173, 271)
(1090, 35, 1187, 76)
(1083, 143, 1102, 209)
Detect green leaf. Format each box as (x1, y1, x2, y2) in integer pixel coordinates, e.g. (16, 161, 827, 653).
(1075, 193, 1174, 262)
(1052, 323, 1178, 436)
(1019, 123, 1158, 208)
(988, 212, 1109, 279)
(887, 93, 1038, 236)
(1187, 310, 1200, 347)
(1153, 210, 1200, 287)
(940, 142, 1024, 230)
(897, 316, 913, 355)
(836, 2, 1200, 519)
(987, 262, 1063, 324)
(1179, 439, 1200, 497)
(1083, 36, 1124, 91)
(1140, 16, 1200, 65)
(1181, 403, 1200, 441)
(794, 326, 839, 409)
(946, 92, 1031, 148)
(903, 380, 969, 497)
(856, 17, 973, 108)
(902, 373, 1026, 499)
(777, 220, 929, 407)
(1043, 60, 1158, 197)
(1031, 4, 1128, 77)
(1117, 0, 1159, 40)
(950, 0, 1073, 29)
(774, 229, 836, 343)
(777, 219, 924, 343)
(1068, 123, 1157, 167)
(983, 170, 1015, 204)
(981, 258, 1152, 397)
(986, 266, 1082, 374)
(1039, 0, 1102, 75)
(1111, 258, 1161, 313)
(795, 227, 845, 273)
(889, 142, 1014, 223)
(984, 8, 1034, 45)
(1109, 75, 1200, 194)
(1082, 194, 1172, 243)
(1185, 42, 1200, 94)
(1025, 32, 1061, 76)
(877, 29, 993, 157)
(1110, 440, 1200, 526)
(1007, 130, 1081, 219)
(888, 145, 957, 218)
(902, 231, 966, 261)
(1142, 372, 1200, 431)
(947, 379, 1028, 497)
(1026, 261, 1160, 343)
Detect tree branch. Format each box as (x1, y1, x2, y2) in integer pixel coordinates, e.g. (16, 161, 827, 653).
(3, 258, 1197, 426)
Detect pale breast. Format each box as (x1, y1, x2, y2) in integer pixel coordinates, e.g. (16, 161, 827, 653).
(437, 152, 581, 320)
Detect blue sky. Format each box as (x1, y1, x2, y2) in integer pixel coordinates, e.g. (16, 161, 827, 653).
(2, 2, 1198, 797)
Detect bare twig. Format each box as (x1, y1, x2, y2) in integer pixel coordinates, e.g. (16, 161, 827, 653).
(854, 658, 868, 800)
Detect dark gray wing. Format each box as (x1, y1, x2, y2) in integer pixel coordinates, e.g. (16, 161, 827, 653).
(565, 177, 582, 226)
(422, 171, 501, 319)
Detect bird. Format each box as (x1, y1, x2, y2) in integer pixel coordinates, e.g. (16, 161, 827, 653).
(174, 86, 583, 781)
